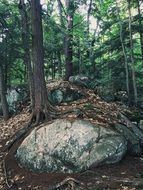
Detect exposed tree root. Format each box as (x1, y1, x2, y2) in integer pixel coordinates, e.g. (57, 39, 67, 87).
(1, 156, 18, 190)
(3, 122, 32, 152)
(2, 159, 12, 189)
(29, 109, 51, 126)
(4, 104, 58, 152)
(49, 177, 84, 190)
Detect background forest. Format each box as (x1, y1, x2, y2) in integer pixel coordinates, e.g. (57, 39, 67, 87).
(0, 0, 143, 120)
(1, 1, 143, 190)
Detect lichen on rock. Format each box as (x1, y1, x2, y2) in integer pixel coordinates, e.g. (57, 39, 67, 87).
(16, 119, 127, 173)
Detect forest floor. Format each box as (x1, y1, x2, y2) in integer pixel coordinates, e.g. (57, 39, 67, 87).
(0, 81, 143, 190)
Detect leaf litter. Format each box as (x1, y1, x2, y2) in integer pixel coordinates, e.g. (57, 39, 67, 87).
(0, 80, 143, 190)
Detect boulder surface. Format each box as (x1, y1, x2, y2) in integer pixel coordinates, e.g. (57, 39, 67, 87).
(16, 119, 127, 173)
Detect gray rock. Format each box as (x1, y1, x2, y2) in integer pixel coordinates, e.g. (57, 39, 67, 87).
(139, 120, 143, 131)
(48, 87, 85, 105)
(0, 89, 19, 114)
(7, 89, 19, 112)
(114, 123, 142, 155)
(16, 119, 127, 173)
(69, 75, 89, 87)
(62, 87, 85, 103)
(2, 86, 28, 113)
(48, 89, 63, 105)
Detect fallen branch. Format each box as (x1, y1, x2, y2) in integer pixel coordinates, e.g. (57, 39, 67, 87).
(49, 177, 84, 190)
(107, 176, 143, 187)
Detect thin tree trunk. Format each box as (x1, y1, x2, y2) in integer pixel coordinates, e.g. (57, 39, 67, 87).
(52, 53, 56, 79)
(115, 0, 130, 98)
(86, 0, 92, 65)
(0, 65, 9, 120)
(137, 0, 143, 65)
(90, 21, 99, 70)
(57, 52, 62, 78)
(65, 0, 74, 80)
(87, 0, 92, 35)
(57, 0, 65, 28)
(77, 38, 81, 74)
(57, 0, 65, 77)
(3, 64, 8, 90)
(127, 0, 138, 105)
(19, 0, 35, 108)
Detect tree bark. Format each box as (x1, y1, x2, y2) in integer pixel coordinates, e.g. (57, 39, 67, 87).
(87, 0, 92, 36)
(57, 0, 65, 28)
(57, 0, 65, 77)
(77, 38, 81, 74)
(65, 0, 74, 80)
(31, 0, 52, 124)
(127, 0, 138, 105)
(115, 0, 130, 99)
(85, 0, 92, 66)
(137, 0, 143, 65)
(0, 65, 9, 120)
(19, 0, 35, 108)
(57, 51, 62, 78)
(52, 53, 56, 79)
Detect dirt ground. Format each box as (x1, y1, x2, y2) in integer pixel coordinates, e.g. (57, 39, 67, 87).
(1, 140, 143, 190)
(0, 82, 143, 190)
(4, 150, 143, 190)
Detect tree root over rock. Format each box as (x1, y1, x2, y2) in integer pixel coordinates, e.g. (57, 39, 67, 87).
(3, 122, 32, 152)
(29, 109, 52, 127)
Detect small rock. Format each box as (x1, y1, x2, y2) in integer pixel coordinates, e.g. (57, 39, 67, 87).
(139, 120, 143, 131)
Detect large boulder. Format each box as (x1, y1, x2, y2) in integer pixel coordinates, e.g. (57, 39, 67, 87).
(16, 119, 127, 173)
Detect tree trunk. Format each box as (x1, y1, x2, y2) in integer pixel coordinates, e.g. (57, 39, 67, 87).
(52, 53, 56, 79)
(57, 0, 65, 78)
(86, 0, 92, 65)
(87, 0, 92, 35)
(65, 0, 74, 80)
(90, 21, 99, 72)
(115, 0, 130, 99)
(0, 65, 9, 120)
(77, 38, 81, 74)
(137, 0, 143, 65)
(57, 51, 62, 78)
(31, 0, 53, 125)
(57, 0, 65, 28)
(127, 0, 138, 105)
(19, 0, 35, 108)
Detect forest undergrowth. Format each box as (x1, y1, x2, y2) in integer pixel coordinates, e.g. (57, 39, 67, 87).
(0, 81, 143, 190)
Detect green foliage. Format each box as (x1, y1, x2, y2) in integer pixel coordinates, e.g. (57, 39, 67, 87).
(0, 0, 24, 87)
(0, 0, 143, 104)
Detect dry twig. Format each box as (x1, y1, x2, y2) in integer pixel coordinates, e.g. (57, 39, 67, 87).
(49, 177, 84, 190)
